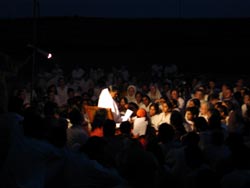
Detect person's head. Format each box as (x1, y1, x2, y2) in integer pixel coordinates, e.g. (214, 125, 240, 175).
(199, 101, 211, 116)
(243, 92, 250, 105)
(67, 87, 75, 98)
(108, 85, 119, 99)
(43, 117, 68, 148)
(193, 88, 205, 100)
(185, 106, 199, 121)
(119, 121, 132, 135)
(44, 101, 60, 118)
(119, 97, 128, 108)
(170, 88, 180, 100)
(149, 83, 158, 94)
(91, 108, 107, 131)
(158, 123, 175, 143)
(188, 98, 201, 109)
(161, 100, 173, 113)
(57, 77, 65, 87)
(208, 93, 220, 106)
(127, 85, 136, 97)
(223, 87, 234, 100)
(149, 103, 160, 117)
(103, 119, 116, 137)
(208, 79, 216, 89)
(68, 108, 83, 125)
(193, 116, 208, 132)
(142, 94, 151, 106)
(136, 108, 147, 118)
(135, 91, 143, 103)
(127, 102, 139, 117)
(23, 106, 45, 139)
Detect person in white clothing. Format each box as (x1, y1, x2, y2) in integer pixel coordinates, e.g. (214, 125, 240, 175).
(125, 85, 137, 103)
(97, 85, 122, 123)
(241, 92, 250, 119)
(158, 100, 173, 125)
(170, 88, 185, 113)
(147, 83, 162, 103)
(148, 103, 162, 131)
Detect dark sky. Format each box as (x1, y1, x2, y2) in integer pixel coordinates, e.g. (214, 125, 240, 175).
(1, 0, 250, 76)
(1, 0, 250, 19)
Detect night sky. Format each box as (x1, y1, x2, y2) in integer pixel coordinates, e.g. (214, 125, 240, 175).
(1, 0, 250, 19)
(1, 0, 250, 76)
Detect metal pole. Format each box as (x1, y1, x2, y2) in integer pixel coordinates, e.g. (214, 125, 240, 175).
(31, 0, 37, 104)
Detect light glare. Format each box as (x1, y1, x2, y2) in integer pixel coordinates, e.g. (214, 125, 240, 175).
(47, 53, 52, 59)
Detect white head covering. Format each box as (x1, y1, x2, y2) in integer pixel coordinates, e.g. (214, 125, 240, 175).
(126, 85, 137, 103)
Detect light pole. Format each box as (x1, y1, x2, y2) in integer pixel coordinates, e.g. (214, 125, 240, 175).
(30, 0, 53, 104)
(31, 0, 38, 104)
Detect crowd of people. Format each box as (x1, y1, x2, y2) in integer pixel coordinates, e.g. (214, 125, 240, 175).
(1, 62, 250, 187)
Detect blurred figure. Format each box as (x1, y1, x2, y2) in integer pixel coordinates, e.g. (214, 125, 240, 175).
(98, 85, 122, 123)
